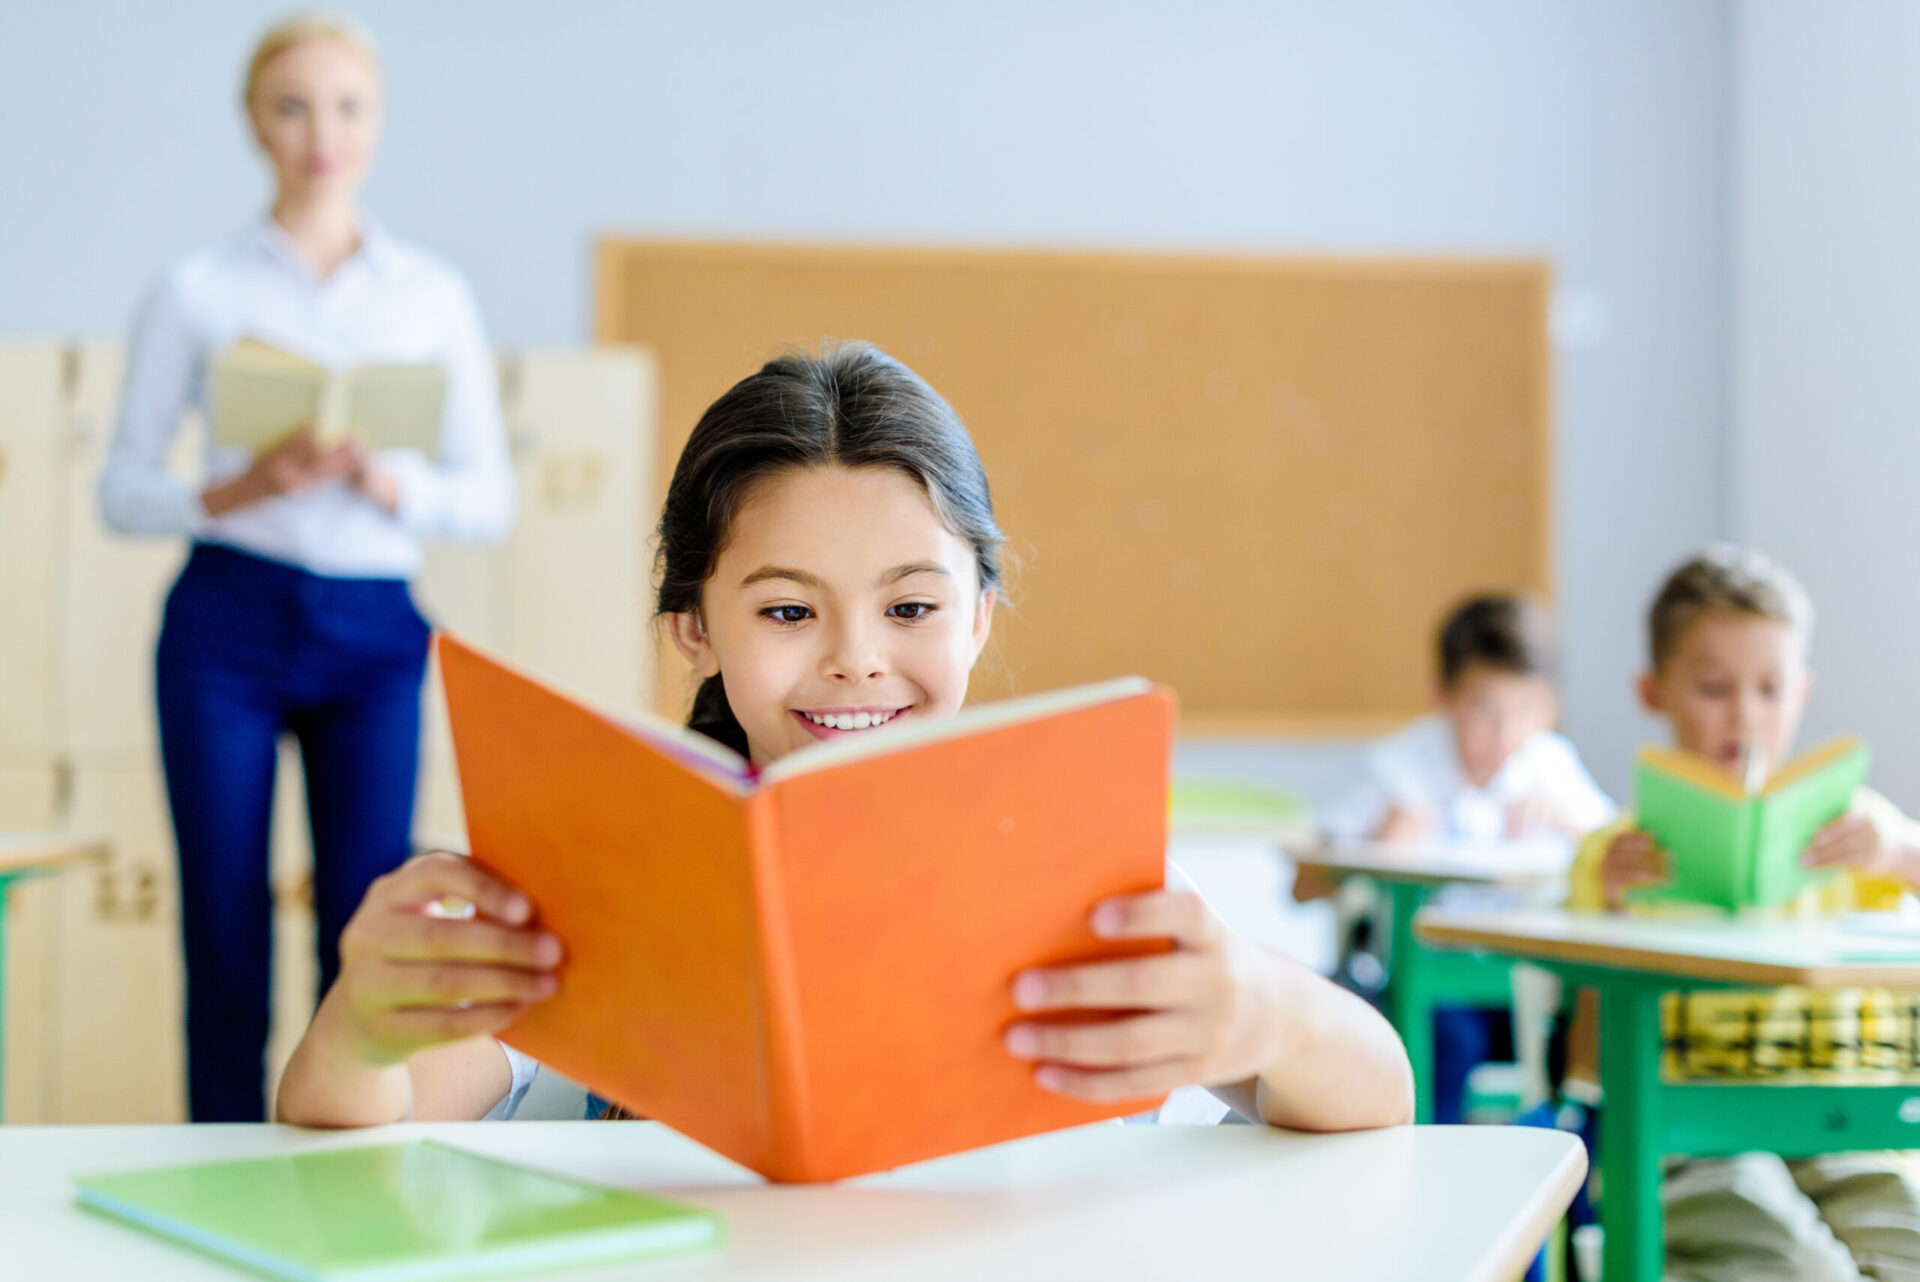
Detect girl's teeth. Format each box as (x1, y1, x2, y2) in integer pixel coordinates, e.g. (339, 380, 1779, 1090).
(806, 710, 894, 730)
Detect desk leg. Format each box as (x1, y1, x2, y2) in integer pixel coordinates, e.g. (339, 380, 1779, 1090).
(1598, 977, 1664, 1282)
(1385, 881, 1435, 1124)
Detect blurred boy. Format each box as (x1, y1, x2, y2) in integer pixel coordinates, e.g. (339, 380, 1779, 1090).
(1323, 594, 1613, 846)
(1311, 595, 1614, 1122)
(1578, 547, 1920, 1281)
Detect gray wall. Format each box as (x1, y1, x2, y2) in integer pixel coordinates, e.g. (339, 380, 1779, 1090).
(1732, 1, 1920, 812)
(2, 0, 1737, 801)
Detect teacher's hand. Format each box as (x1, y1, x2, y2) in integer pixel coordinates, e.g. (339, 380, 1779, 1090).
(201, 425, 363, 517)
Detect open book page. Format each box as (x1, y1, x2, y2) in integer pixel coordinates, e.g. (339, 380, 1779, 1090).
(342, 362, 446, 451)
(208, 338, 445, 452)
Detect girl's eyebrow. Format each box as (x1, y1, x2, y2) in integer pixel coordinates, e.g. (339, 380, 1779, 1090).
(740, 566, 821, 589)
(739, 563, 951, 590)
(879, 562, 950, 586)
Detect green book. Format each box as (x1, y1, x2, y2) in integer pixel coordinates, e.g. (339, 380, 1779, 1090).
(75, 1141, 723, 1281)
(1632, 735, 1870, 911)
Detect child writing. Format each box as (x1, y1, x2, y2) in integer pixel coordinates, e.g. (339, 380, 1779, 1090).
(277, 343, 1413, 1134)
(1307, 595, 1614, 1124)
(1318, 594, 1614, 849)
(1578, 547, 1920, 1281)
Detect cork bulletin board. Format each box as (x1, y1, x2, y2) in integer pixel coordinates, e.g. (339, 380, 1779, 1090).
(596, 241, 1551, 733)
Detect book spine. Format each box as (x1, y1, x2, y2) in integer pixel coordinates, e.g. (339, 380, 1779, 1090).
(743, 788, 816, 1180)
(316, 374, 347, 442)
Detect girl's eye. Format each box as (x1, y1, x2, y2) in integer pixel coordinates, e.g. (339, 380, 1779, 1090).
(1698, 683, 1730, 699)
(338, 97, 360, 118)
(761, 605, 813, 625)
(887, 602, 937, 621)
(275, 98, 306, 118)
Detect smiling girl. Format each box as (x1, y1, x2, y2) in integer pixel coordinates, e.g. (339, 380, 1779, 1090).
(276, 344, 1412, 1135)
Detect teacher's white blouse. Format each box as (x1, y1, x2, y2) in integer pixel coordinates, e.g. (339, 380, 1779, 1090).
(99, 215, 516, 578)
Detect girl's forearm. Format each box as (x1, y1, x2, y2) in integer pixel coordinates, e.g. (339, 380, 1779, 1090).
(274, 990, 414, 1128)
(1246, 952, 1414, 1131)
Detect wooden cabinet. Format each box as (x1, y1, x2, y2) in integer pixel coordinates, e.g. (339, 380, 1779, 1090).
(0, 343, 63, 755)
(0, 762, 64, 1121)
(0, 338, 656, 1122)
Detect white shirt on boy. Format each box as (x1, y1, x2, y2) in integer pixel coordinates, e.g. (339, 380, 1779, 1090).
(1321, 713, 1615, 847)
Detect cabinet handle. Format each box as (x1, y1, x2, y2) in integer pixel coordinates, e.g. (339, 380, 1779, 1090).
(132, 867, 161, 922)
(93, 865, 164, 923)
(540, 453, 608, 510)
(276, 874, 314, 910)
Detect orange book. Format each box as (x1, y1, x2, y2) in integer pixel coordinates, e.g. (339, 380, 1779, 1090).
(437, 633, 1176, 1183)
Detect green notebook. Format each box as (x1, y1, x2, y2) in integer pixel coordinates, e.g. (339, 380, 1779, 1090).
(1631, 735, 1871, 911)
(75, 1141, 723, 1281)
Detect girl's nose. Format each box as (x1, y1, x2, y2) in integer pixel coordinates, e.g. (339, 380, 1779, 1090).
(823, 620, 885, 682)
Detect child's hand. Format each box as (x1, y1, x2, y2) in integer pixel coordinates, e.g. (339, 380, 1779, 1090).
(1375, 805, 1435, 844)
(1506, 793, 1574, 839)
(1803, 813, 1917, 883)
(1002, 891, 1279, 1103)
(1600, 829, 1668, 910)
(331, 851, 562, 1066)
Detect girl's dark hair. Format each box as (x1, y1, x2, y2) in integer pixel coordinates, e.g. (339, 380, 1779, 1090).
(655, 342, 1004, 756)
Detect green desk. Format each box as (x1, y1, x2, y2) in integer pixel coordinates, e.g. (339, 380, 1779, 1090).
(1419, 908, 1920, 1282)
(0, 832, 106, 1118)
(1293, 842, 1567, 1123)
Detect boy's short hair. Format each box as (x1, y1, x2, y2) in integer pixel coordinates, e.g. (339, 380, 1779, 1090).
(1648, 545, 1814, 672)
(1437, 595, 1556, 688)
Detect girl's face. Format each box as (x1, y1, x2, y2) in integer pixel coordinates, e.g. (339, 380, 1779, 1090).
(248, 39, 380, 205)
(667, 466, 997, 767)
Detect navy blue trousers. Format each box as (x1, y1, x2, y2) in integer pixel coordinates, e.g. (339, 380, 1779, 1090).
(156, 542, 430, 1122)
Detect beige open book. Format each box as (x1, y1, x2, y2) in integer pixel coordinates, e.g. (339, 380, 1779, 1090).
(209, 338, 446, 453)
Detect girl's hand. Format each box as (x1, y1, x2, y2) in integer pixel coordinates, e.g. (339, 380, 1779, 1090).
(1002, 890, 1280, 1103)
(1600, 829, 1668, 910)
(1803, 814, 1920, 886)
(331, 851, 562, 1067)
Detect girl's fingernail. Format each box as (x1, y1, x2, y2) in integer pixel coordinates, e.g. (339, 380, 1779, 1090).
(1013, 974, 1048, 1009)
(1005, 1026, 1040, 1057)
(1034, 1066, 1069, 1093)
(502, 895, 531, 922)
(1092, 905, 1124, 936)
(536, 935, 562, 966)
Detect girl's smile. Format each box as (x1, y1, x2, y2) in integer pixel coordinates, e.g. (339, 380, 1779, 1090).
(794, 705, 911, 738)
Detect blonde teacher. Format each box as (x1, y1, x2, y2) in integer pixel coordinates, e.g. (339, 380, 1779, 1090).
(98, 13, 515, 1121)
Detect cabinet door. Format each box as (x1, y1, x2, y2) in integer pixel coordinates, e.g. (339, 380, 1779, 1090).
(63, 341, 193, 758)
(502, 347, 658, 717)
(54, 762, 185, 1122)
(0, 761, 67, 1122)
(266, 742, 317, 1106)
(0, 342, 65, 755)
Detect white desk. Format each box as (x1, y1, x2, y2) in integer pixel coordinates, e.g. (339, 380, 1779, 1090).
(5, 1121, 1583, 1282)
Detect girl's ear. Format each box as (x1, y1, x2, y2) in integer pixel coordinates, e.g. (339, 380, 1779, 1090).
(968, 590, 997, 664)
(666, 610, 722, 678)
